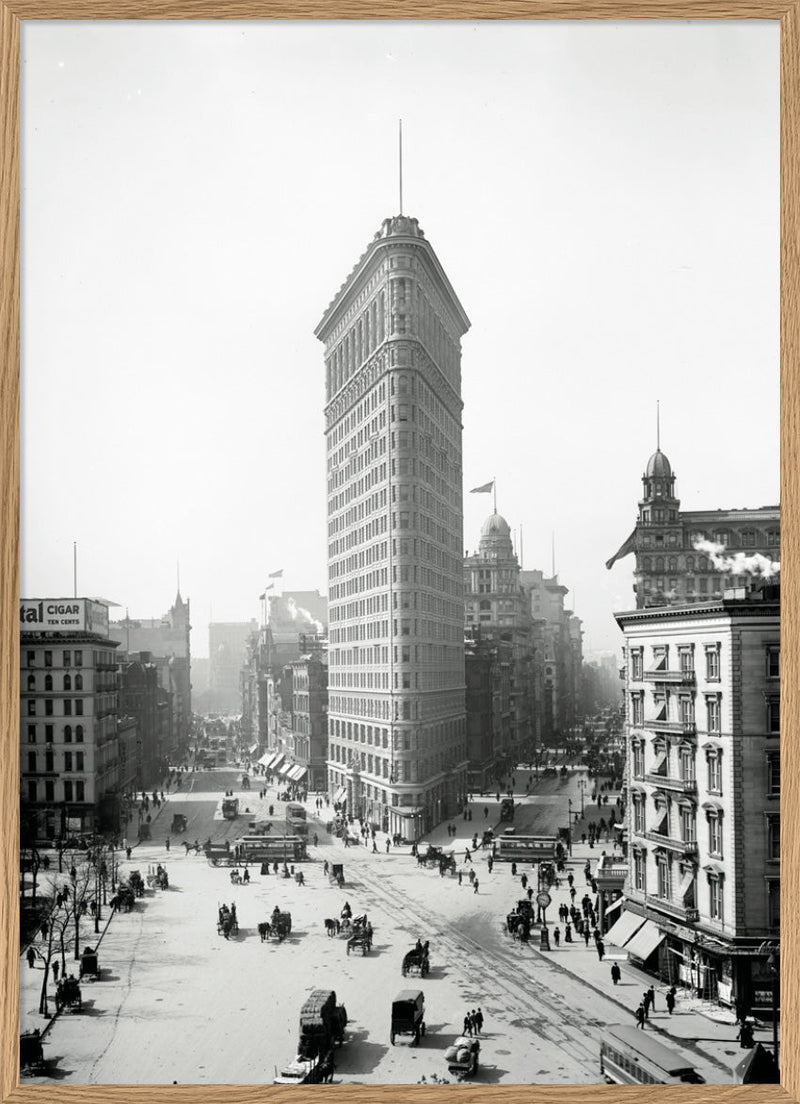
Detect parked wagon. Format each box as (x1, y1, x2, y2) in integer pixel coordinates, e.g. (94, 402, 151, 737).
(128, 870, 145, 897)
(79, 946, 99, 980)
(55, 976, 82, 1013)
(19, 1031, 44, 1074)
(266, 908, 292, 941)
(390, 989, 426, 1046)
(171, 813, 187, 833)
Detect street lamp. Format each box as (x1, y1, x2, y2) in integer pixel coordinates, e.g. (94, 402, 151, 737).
(577, 778, 587, 818)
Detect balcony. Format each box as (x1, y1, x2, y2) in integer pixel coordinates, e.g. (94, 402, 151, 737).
(647, 897, 700, 924)
(644, 773, 697, 794)
(644, 830, 698, 856)
(643, 669, 696, 685)
(641, 720, 697, 737)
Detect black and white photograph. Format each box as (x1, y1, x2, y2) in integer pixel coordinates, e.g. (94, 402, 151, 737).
(17, 19, 780, 1087)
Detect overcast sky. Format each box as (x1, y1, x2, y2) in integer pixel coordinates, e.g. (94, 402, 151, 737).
(20, 20, 779, 659)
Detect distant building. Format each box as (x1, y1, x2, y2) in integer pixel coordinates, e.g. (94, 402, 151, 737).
(607, 445, 780, 607)
(208, 620, 258, 714)
(464, 511, 533, 776)
(110, 591, 191, 757)
(119, 652, 171, 784)
(19, 597, 131, 840)
(614, 584, 780, 1012)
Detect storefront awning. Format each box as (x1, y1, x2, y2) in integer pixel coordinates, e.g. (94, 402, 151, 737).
(286, 764, 306, 782)
(333, 786, 347, 804)
(277, 761, 292, 777)
(604, 896, 625, 919)
(605, 909, 647, 948)
(248, 743, 258, 755)
(258, 753, 274, 767)
(625, 919, 666, 962)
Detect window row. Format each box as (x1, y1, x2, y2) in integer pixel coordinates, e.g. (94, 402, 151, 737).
(26, 673, 84, 692)
(27, 724, 85, 743)
(25, 649, 84, 668)
(26, 779, 85, 803)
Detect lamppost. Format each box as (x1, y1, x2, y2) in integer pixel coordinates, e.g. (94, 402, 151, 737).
(567, 799, 573, 856)
(577, 777, 587, 818)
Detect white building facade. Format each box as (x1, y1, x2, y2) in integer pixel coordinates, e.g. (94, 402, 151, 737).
(316, 215, 470, 839)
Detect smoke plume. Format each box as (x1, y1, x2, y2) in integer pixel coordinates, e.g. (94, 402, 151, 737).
(692, 539, 780, 579)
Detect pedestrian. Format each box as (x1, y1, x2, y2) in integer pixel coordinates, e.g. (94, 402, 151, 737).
(635, 1003, 646, 1029)
(126, 846, 132, 860)
(569, 886, 576, 902)
(385, 838, 390, 852)
(642, 990, 651, 1018)
(596, 939, 605, 961)
(372, 840, 378, 854)
(52, 960, 60, 982)
(583, 927, 590, 947)
(464, 848, 472, 863)
(738, 1021, 755, 1049)
(40, 921, 48, 940)
(565, 923, 572, 943)
(610, 962, 621, 986)
(521, 873, 528, 890)
(488, 857, 494, 874)
(26, 946, 35, 969)
(458, 871, 463, 886)
(567, 873, 574, 888)
(473, 877, 479, 894)
(474, 1007, 484, 1034)
(527, 887, 533, 901)
(484, 806, 489, 819)
(166, 837, 170, 851)
(463, 1014, 472, 1036)
(647, 985, 656, 1011)
(553, 926, 560, 947)
(666, 987, 676, 1015)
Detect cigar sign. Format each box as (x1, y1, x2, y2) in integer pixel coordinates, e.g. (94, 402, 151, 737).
(20, 598, 109, 636)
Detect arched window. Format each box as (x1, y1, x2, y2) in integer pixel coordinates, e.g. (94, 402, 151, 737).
(75, 674, 83, 690)
(64, 725, 72, 743)
(686, 556, 695, 571)
(44, 674, 53, 691)
(479, 600, 491, 611)
(655, 557, 665, 572)
(75, 725, 84, 743)
(642, 557, 651, 571)
(63, 674, 72, 691)
(668, 557, 678, 572)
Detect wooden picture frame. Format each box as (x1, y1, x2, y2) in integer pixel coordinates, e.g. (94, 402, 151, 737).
(0, 4, 795, 1103)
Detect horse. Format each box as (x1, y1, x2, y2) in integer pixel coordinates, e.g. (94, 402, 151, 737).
(258, 922, 271, 942)
(324, 918, 340, 937)
(339, 917, 352, 935)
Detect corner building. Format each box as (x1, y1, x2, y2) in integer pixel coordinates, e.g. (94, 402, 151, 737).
(316, 215, 470, 839)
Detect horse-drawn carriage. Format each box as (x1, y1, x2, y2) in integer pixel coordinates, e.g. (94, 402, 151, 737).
(206, 842, 235, 866)
(259, 908, 292, 942)
(217, 904, 239, 939)
(146, 865, 169, 890)
(401, 942, 430, 977)
(346, 915, 373, 956)
(390, 989, 426, 1046)
(128, 870, 145, 897)
(19, 1031, 44, 1074)
(54, 976, 82, 1013)
(445, 1035, 480, 1079)
(171, 813, 188, 833)
(418, 845, 444, 869)
(79, 946, 99, 980)
(111, 883, 135, 912)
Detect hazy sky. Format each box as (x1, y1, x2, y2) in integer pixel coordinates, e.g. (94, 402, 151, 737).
(20, 21, 779, 658)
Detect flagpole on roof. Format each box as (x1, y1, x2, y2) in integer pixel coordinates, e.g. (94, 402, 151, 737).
(493, 477, 497, 514)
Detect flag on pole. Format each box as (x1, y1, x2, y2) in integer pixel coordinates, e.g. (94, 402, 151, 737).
(259, 584, 275, 599)
(268, 569, 284, 578)
(470, 481, 494, 494)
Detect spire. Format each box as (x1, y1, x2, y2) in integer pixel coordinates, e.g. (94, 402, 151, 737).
(398, 118, 403, 215)
(656, 398, 660, 451)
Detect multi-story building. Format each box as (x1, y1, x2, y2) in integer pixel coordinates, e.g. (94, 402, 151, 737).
(283, 640, 329, 792)
(208, 620, 258, 714)
(20, 597, 130, 840)
(110, 591, 192, 758)
(316, 214, 470, 838)
(464, 511, 533, 773)
(119, 652, 172, 784)
(614, 584, 780, 1013)
(606, 445, 780, 607)
(464, 629, 513, 792)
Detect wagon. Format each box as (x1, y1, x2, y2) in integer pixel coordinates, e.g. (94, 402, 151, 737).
(267, 910, 292, 941)
(55, 976, 82, 1013)
(390, 989, 426, 1046)
(171, 813, 187, 833)
(329, 863, 345, 887)
(446, 1035, 480, 1079)
(19, 1031, 44, 1074)
(79, 946, 99, 980)
(346, 928, 372, 956)
(402, 945, 430, 977)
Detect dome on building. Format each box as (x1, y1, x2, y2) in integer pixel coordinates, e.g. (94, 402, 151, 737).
(480, 512, 511, 538)
(645, 449, 673, 479)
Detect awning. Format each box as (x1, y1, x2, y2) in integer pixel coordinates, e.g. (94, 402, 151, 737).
(248, 743, 258, 755)
(625, 919, 666, 962)
(605, 909, 647, 948)
(271, 754, 286, 773)
(277, 760, 292, 777)
(677, 868, 696, 900)
(333, 786, 347, 804)
(286, 764, 306, 782)
(258, 753, 274, 767)
(604, 896, 625, 919)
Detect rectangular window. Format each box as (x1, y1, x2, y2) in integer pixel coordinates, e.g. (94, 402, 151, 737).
(45, 725, 53, 743)
(767, 752, 780, 796)
(708, 876, 724, 921)
(44, 780, 54, 801)
(27, 780, 37, 803)
(707, 752, 722, 793)
(633, 797, 645, 834)
(74, 650, 83, 666)
(705, 645, 720, 681)
(679, 697, 695, 726)
(633, 851, 646, 892)
(64, 752, 72, 771)
(679, 648, 694, 674)
(44, 650, 52, 667)
(27, 700, 36, 716)
(63, 780, 73, 802)
(631, 694, 643, 727)
(657, 857, 671, 899)
(63, 700, 71, 716)
(75, 781, 85, 802)
(767, 815, 780, 860)
(27, 724, 36, 743)
(767, 697, 780, 733)
(62, 650, 71, 667)
(26, 650, 35, 666)
(679, 806, 696, 843)
(679, 748, 695, 781)
(630, 650, 643, 681)
(766, 646, 780, 679)
(768, 881, 780, 928)
(632, 744, 645, 779)
(708, 815, 722, 856)
(75, 700, 83, 716)
(706, 697, 721, 733)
